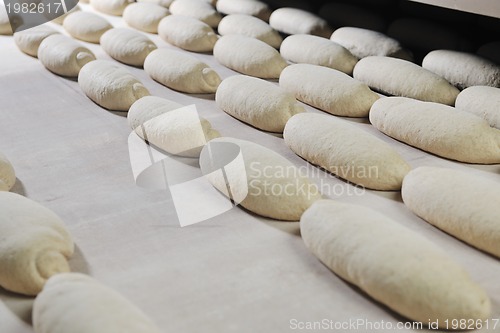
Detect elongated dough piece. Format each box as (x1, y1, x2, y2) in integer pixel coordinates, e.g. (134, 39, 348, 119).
(100, 28, 157, 67)
(280, 64, 379, 117)
(370, 97, 500, 164)
(216, 75, 304, 133)
(330, 27, 413, 61)
(63, 11, 112, 43)
(456, 86, 500, 129)
(216, 0, 271, 21)
(144, 49, 221, 93)
(14, 25, 59, 57)
(0, 153, 16, 191)
(284, 113, 410, 190)
(0, 5, 13, 35)
(158, 15, 217, 52)
(353, 56, 459, 105)
(214, 35, 287, 79)
(200, 137, 322, 221)
(301, 200, 491, 327)
(0, 192, 74, 295)
(50, 5, 80, 25)
(217, 14, 282, 49)
(402, 167, 500, 257)
(38, 34, 95, 77)
(33, 273, 162, 333)
(90, 0, 132, 15)
(131, 101, 219, 157)
(269, 7, 332, 38)
(280, 34, 357, 75)
(422, 50, 500, 89)
(138, 0, 173, 7)
(123, 2, 170, 33)
(79, 60, 150, 111)
(169, 0, 221, 28)
(128, 96, 183, 131)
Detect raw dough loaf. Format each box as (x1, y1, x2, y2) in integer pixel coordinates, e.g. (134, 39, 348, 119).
(279, 64, 379, 117)
(144, 48, 221, 93)
(38, 34, 96, 77)
(330, 27, 413, 61)
(63, 11, 112, 43)
(123, 2, 170, 34)
(169, 0, 221, 28)
(214, 35, 287, 79)
(216, 0, 271, 21)
(0, 192, 74, 296)
(216, 75, 304, 133)
(280, 34, 358, 75)
(128, 96, 183, 131)
(301, 200, 491, 327)
(33, 273, 162, 333)
(200, 137, 322, 221)
(14, 25, 59, 57)
(402, 167, 500, 258)
(0, 153, 16, 191)
(78, 60, 150, 111)
(90, 0, 132, 16)
(129, 98, 219, 157)
(137, 0, 173, 7)
(158, 15, 217, 52)
(269, 7, 332, 38)
(353, 56, 459, 105)
(284, 113, 410, 190)
(422, 50, 500, 89)
(0, 4, 13, 35)
(217, 14, 282, 49)
(100, 28, 157, 67)
(370, 97, 500, 164)
(51, 5, 80, 25)
(456, 86, 500, 129)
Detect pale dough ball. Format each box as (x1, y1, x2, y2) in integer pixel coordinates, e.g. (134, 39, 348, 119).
(128, 96, 183, 131)
(144, 48, 221, 93)
(285, 113, 411, 190)
(353, 56, 459, 105)
(216, 0, 270, 22)
(169, 0, 221, 28)
(0, 4, 13, 35)
(14, 25, 59, 57)
(269, 7, 332, 38)
(0, 153, 16, 191)
(301, 200, 491, 327)
(50, 5, 80, 25)
(422, 50, 500, 89)
(199, 137, 322, 221)
(280, 34, 358, 75)
(217, 14, 282, 49)
(158, 15, 218, 52)
(318, 2, 386, 32)
(216, 75, 304, 133)
(100, 28, 157, 67)
(456, 86, 500, 129)
(214, 35, 287, 79)
(330, 27, 413, 61)
(403, 166, 500, 258)
(63, 11, 112, 43)
(0, 192, 74, 296)
(90, 0, 133, 16)
(78, 60, 150, 111)
(477, 41, 500, 65)
(38, 34, 96, 77)
(33, 273, 163, 333)
(279, 63, 379, 117)
(370, 97, 500, 164)
(130, 99, 220, 157)
(123, 2, 170, 34)
(137, 0, 173, 7)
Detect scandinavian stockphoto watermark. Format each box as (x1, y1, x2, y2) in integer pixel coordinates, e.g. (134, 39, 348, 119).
(3, 0, 78, 32)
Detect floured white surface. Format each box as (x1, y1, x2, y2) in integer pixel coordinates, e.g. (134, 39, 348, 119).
(0, 4, 499, 332)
